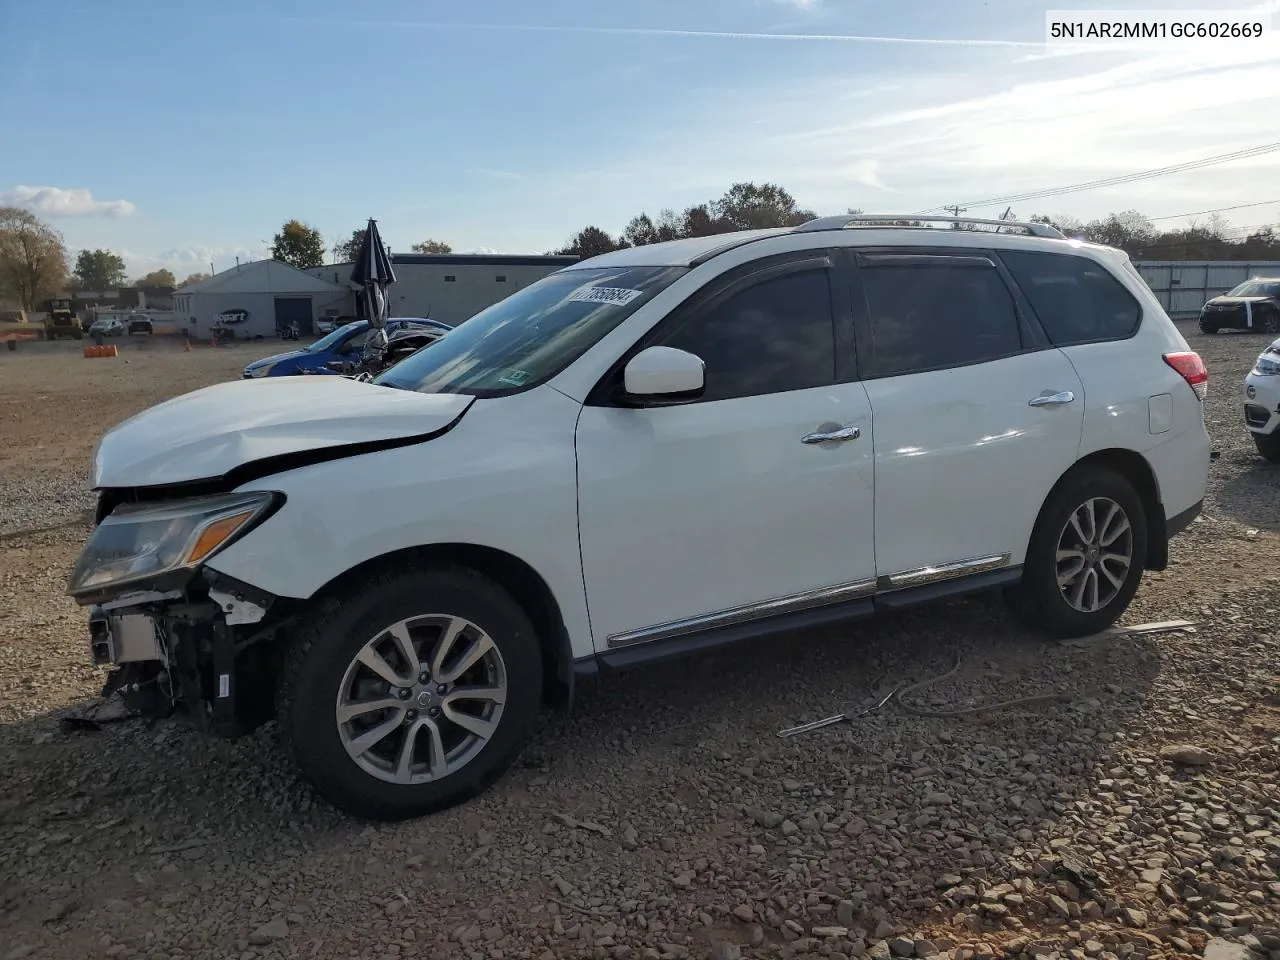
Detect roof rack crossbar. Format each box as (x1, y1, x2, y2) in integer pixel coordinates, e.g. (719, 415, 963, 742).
(793, 214, 1065, 240)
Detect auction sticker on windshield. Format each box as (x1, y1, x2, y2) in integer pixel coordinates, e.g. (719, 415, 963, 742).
(568, 287, 644, 307)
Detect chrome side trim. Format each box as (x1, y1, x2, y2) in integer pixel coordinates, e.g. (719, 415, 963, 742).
(606, 577, 877, 649)
(884, 553, 1011, 590)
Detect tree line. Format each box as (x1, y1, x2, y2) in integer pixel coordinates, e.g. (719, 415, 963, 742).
(3, 190, 1277, 313)
(551, 183, 1280, 262)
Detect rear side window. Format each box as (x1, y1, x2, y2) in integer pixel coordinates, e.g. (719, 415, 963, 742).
(1001, 251, 1141, 346)
(660, 268, 836, 402)
(859, 261, 1022, 377)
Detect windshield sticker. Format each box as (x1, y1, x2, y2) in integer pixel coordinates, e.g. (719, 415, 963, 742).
(568, 286, 644, 307)
(497, 369, 532, 386)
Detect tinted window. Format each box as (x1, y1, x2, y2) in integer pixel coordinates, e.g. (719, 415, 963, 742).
(860, 262, 1022, 377)
(1002, 251, 1141, 345)
(659, 268, 836, 401)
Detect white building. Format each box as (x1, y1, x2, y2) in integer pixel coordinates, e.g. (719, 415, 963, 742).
(172, 260, 353, 339)
(307, 253, 578, 327)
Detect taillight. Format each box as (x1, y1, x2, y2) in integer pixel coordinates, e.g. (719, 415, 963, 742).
(1164, 351, 1208, 400)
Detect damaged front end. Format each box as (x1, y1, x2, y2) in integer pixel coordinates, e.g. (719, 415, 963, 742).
(72, 488, 290, 738)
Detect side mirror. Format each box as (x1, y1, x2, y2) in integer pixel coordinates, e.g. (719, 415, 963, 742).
(622, 346, 705, 403)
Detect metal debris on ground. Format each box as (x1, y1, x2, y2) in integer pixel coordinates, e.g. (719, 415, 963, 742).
(1055, 618, 1198, 647)
(57, 691, 138, 734)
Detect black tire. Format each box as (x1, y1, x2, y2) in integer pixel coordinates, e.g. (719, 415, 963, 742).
(1263, 311, 1280, 335)
(1198, 319, 1218, 335)
(277, 564, 542, 820)
(1253, 431, 1280, 463)
(1005, 465, 1148, 639)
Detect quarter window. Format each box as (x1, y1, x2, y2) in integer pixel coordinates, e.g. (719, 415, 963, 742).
(659, 268, 836, 401)
(860, 261, 1022, 377)
(1001, 251, 1141, 345)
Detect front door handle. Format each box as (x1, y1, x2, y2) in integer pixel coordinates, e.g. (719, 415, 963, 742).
(1028, 391, 1075, 407)
(802, 424, 860, 444)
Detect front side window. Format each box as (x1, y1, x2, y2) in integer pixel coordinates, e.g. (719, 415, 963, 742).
(1002, 250, 1141, 345)
(860, 261, 1022, 377)
(377, 266, 687, 396)
(656, 268, 836, 401)
(307, 322, 367, 353)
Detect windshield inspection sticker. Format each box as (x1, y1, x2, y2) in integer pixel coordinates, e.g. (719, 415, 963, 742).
(497, 369, 532, 386)
(568, 286, 643, 307)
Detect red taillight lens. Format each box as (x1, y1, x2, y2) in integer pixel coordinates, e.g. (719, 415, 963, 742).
(1164, 351, 1208, 400)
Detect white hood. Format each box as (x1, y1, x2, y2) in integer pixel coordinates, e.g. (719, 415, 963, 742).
(93, 377, 473, 487)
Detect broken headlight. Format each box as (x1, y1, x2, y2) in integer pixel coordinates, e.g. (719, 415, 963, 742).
(67, 492, 280, 602)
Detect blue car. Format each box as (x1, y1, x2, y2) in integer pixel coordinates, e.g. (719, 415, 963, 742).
(241, 318, 452, 378)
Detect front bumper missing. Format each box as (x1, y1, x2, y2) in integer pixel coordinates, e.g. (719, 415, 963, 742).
(86, 580, 282, 738)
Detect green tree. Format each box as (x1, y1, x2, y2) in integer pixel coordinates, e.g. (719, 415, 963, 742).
(555, 226, 626, 259)
(74, 248, 127, 289)
(712, 181, 816, 231)
(0, 207, 68, 311)
(271, 219, 326, 269)
(135, 268, 176, 289)
(333, 229, 365, 262)
(411, 239, 452, 254)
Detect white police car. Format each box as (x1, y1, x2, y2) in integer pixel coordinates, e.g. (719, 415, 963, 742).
(1243, 338, 1280, 461)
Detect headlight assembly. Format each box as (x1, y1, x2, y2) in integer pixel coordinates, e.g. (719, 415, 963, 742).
(1252, 353, 1280, 377)
(67, 492, 280, 601)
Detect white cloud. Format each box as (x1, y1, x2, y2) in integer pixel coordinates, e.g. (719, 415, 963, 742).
(1, 186, 136, 218)
(535, 40, 1280, 232)
(116, 245, 271, 279)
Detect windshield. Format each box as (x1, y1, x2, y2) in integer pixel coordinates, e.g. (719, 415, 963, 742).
(1228, 281, 1280, 298)
(307, 322, 366, 353)
(375, 265, 688, 397)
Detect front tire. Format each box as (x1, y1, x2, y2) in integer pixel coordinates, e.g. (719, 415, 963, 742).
(1198, 318, 1218, 335)
(277, 565, 543, 820)
(1006, 465, 1147, 638)
(1254, 431, 1280, 463)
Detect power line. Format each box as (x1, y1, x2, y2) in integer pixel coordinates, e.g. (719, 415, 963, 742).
(1146, 198, 1280, 223)
(916, 141, 1280, 214)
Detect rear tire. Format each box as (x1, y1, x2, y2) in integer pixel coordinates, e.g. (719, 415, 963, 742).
(1263, 312, 1280, 335)
(1253, 431, 1280, 463)
(277, 564, 542, 821)
(1005, 465, 1148, 638)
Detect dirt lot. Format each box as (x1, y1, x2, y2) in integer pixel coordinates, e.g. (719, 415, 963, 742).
(1, 328, 1277, 960)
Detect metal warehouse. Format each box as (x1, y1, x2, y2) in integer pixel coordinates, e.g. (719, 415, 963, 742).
(173, 260, 352, 340)
(307, 253, 579, 327)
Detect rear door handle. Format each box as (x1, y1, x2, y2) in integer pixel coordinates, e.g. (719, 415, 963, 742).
(1028, 391, 1075, 407)
(802, 424, 860, 444)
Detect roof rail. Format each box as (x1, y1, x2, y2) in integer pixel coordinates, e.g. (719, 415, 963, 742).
(793, 214, 1066, 240)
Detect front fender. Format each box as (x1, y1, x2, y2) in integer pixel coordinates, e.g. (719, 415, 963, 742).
(204, 386, 593, 659)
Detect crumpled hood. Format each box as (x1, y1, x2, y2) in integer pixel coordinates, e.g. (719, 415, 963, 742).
(93, 377, 473, 488)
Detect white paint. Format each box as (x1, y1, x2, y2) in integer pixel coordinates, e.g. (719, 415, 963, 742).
(622, 346, 704, 396)
(90, 225, 1212, 662)
(92, 377, 472, 487)
(1148, 393, 1173, 435)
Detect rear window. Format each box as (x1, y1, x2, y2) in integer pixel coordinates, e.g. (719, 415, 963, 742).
(1001, 251, 1141, 346)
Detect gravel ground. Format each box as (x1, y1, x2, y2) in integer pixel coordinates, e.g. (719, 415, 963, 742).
(1, 327, 1277, 960)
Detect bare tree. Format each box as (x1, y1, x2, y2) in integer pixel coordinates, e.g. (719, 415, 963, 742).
(0, 207, 68, 311)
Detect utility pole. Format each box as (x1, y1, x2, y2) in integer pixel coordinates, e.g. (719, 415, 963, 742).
(944, 204, 967, 228)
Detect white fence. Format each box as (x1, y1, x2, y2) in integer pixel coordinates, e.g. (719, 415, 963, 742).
(1133, 260, 1280, 318)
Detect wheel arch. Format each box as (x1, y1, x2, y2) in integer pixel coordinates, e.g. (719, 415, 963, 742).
(1039, 448, 1167, 571)
(309, 543, 575, 711)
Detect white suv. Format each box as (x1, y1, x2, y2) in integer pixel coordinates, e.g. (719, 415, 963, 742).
(69, 215, 1211, 820)
(1243, 337, 1280, 461)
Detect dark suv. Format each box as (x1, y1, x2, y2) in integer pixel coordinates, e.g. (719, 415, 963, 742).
(1199, 278, 1280, 334)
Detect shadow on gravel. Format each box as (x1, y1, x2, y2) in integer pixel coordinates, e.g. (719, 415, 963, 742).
(1214, 451, 1280, 531)
(0, 595, 1163, 941)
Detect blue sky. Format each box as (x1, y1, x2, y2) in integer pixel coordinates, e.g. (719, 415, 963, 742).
(1, 0, 1278, 279)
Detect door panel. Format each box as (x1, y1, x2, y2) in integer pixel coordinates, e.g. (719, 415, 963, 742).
(847, 248, 1085, 579)
(575, 253, 876, 652)
(863, 352, 1084, 578)
(576, 386, 876, 647)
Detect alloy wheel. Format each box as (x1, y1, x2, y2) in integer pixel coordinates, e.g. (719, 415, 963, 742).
(1055, 497, 1134, 613)
(335, 615, 507, 784)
